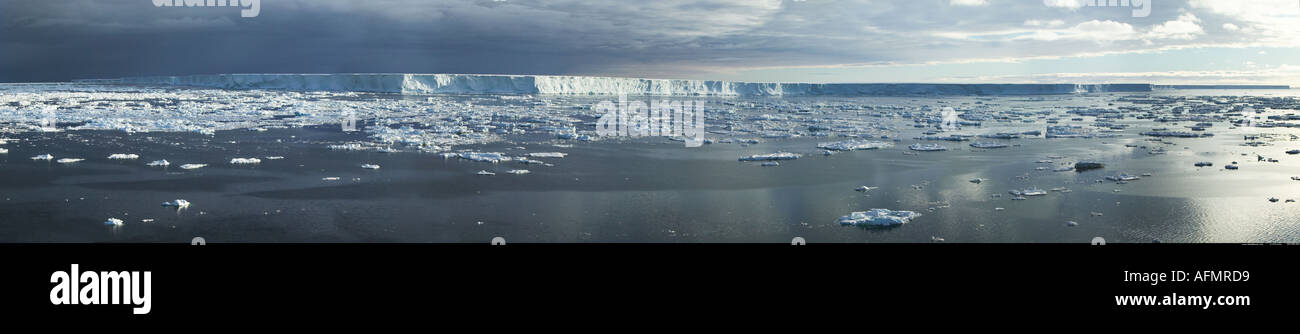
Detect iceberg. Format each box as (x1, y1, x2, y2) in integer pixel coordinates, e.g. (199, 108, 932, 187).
(361, 164, 381, 169)
(837, 209, 922, 227)
(179, 164, 207, 170)
(0, 148, 7, 154)
(476, 170, 496, 176)
(506, 169, 531, 175)
(146, 159, 170, 167)
(230, 158, 262, 164)
(738, 152, 801, 161)
(104, 218, 124, 226)
(31, 154, 54, 160)
(817, 140, 892, 151)
(1105, 174, 1140, 181)
(162, 199, 191, 209)
(108, 153, 140, 160)
(56, 158, 84, 164)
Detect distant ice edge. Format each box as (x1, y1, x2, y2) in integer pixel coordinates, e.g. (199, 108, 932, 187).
(91, 74, 1161, 96)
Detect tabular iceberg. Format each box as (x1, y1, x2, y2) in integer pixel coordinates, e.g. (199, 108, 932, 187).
(837, 209, 922, 227)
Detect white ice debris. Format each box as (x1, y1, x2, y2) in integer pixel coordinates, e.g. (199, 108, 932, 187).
(817, 140, 891, 151)
(908, 143, 947, 151)
(855, 186, 875, 192)
(265, 156, 285, 160)
(322, 177, 341, 181)
(361, 164, 381, 169)
(179, 164, 207, 170)
(230, 157, 262, 164)
(459, 152, 509, 163)
(31, 154, 54, 160)
(506, 169, 531, 174)
(103, 218, 124, 226)
(0, 148, 7, 154)
(162, 199, 190, 209)
(476, 170, 496, 176)
(837, 209, 922, 227)
(527, 152, 567, 158)
(738, 152, 801, 161)
(56, 158, 84, 164)
(146, 159, 170, 167)
(107, 153, 139, 160)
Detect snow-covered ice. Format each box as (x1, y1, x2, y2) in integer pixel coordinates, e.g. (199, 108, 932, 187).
(837, 209, 922, 227)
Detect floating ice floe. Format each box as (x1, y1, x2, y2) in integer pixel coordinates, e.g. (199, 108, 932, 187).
(908, 143, 947, 151)
(527, 152, 567, 158)
(162, 199, 190, 209)
(476, 170, 496, 176)
(108, 153, 139, 160)
(322, 177, 341, 181)
(855, 186, 875, 192)
(837, 209, 922, 227)
(459, 152, 509, 163)
(738, 152, 801, 161)
(969, 142, 1008, 149)
(0, 148, 7, 154)
(179, 164, 207, 170)
(1009, 188, 1048, 196)
(31, 154, 54, 160)
(817, 140, 891, 151)
(230, 157, 262, 164)
(1105, 174, 1140, 182)
(761, 161, 780, 167)
(506, 169, 531, 175)
(265, 156, 285, 160)
(56, 158, 84, 164)
(146, 159, 170, 167)
(104, 218, 124, 226)
(361, 164, 381, 169)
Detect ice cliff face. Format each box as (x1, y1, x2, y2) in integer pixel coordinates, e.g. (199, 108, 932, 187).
(105, 74, 1155, 96)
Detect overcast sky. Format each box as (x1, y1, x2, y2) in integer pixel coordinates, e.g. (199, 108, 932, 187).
(2, 0, 1299, 84)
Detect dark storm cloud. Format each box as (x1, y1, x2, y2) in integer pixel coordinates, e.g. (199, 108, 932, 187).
(0, 1, 1293, 82)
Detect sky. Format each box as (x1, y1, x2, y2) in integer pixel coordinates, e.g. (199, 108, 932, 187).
(1, 0, 1299, 85)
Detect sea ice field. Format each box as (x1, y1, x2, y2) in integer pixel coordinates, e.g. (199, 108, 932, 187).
(2, 74, 1299, 243)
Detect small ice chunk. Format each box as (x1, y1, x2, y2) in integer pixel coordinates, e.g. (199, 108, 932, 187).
(230, 157, 262, 164)
(179, 164, 207, 170)
(147, 159, 170, 167)
(506, 169, 531, 175)
(108, 154, 140, 160)
(739, 152, 801, 161)
(855, 186, 875, 192)
(0, 148, 7, 154)
(361, 164, 381, 169)
(908, 143, 947, 151)
(527, 152, 567, 158)
(104, 218, 124, 226)
(817, 140, 891, 151)
(322, 177, 341, 181)
(459, 152, 508, 163)
(265, 156, 285, 160)
(760, 161, 780, 167)
(1066, 221, 1079, 227)
(162, 199, 190, 209)
(837, 209, 922, 227)
(56, 158, 84, 164)
(31, 154, 54, 160)
(476, 170, 496, 176)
